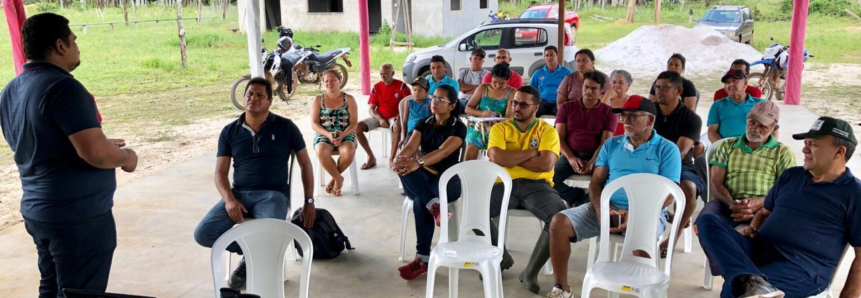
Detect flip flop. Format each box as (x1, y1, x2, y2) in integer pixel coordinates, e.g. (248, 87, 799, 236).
(361, 161, 377, 170)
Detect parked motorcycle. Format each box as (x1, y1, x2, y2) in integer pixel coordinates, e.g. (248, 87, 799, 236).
(748, 37, 813, 101)
(230, 44, 301, 110)
(481, 10, 511, 25)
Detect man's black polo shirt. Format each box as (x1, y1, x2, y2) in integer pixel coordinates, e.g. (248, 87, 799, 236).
(654, 100, 702, 169)
(217, 112, 305, 196)
(0, 62, 115, 222)
(413, 115, 467, 174)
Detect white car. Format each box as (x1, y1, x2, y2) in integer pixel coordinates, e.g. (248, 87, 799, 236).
(402, 19, 578, 83)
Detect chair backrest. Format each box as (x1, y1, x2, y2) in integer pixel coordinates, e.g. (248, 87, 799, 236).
(211, 219, 313, 298)
(705, 138, 730, 202)
(598, 173, 686, 275)
(438, 160, 513, 247)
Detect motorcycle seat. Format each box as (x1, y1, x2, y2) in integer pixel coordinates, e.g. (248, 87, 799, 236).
(312, 49, 344, 64)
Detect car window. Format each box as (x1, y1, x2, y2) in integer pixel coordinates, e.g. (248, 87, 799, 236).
(743, 10, 751, 21)
(460, 28, 503, 51)
(702, 10, 741, 23)
(550, 8, 558, 18)
(519, 9, 548, 19)
(512, 27, 548, 48)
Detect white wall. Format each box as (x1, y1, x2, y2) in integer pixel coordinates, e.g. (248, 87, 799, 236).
(441, 0, 497, 38)
(410, 1, 443, 38)
(278, 0, 394, 33)
(237, 0, 267, 34)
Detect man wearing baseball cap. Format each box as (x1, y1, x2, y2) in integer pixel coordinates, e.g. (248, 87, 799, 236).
(545, 96, 681, 298)
(713, 60, 763, 101)
(698, 116, 861, 298)
(697, 101, 796, 278)
(707, 69, 766, 143)
(390, 77, 433, 167)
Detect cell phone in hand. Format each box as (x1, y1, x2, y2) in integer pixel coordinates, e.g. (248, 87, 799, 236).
(610, 214, 622, 228)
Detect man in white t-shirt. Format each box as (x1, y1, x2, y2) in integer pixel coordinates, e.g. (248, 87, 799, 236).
(456, 48, 489, 114)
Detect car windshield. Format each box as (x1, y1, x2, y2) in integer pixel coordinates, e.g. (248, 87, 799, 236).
(702, 10, 741, 23)
(519, 9, 548, 19)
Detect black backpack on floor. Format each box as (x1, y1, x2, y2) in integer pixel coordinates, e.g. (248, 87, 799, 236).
(290, 208, 354, 259)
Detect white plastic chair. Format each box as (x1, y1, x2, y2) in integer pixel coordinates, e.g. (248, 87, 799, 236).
(369, 126, 393, 158)
(210, 219, 313, 298)
(703, 138, 731, 290)
(313, 151, 359, 196)
(581, 173, 686, 298)
(808, 245, 851, 298)
(399, 197, 460, 262)
(426, 161, 513, 298)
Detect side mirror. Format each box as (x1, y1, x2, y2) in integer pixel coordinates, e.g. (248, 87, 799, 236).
(315, 44, 322, 48)
(459, 43, 467, 51)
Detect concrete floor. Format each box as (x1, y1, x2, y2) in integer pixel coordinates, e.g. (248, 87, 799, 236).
(0, 100, 856, 298)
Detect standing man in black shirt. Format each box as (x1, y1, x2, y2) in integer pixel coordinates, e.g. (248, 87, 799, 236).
(193, 78, 316, 288)
(0, 13, 138, 297)
(652, 71, 703, 256)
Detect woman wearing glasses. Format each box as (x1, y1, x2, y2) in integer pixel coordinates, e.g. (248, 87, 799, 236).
(393, 84, 466, 280)
(311, 70, 358, 196)
(464, 63, 516, 161)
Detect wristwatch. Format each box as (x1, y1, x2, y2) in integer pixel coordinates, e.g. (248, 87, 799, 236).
(417, 157, 425, 166)
(305, 197, 315, 204)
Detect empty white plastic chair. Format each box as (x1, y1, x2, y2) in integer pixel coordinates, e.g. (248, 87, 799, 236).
(426, 160, 513, 298)
(581, 173, 686, 298)
(313, 151, 359, 196)
(210, 219, 313, 298)
(399, 197, 460, 262)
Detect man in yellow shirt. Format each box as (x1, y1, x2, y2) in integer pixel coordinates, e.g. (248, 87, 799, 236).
(487, 85, 567, 294)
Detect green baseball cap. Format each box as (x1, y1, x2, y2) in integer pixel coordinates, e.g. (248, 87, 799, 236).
(792, 117, 857, 145)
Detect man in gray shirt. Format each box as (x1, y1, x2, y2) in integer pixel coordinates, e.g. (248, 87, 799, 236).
(456, 48, 489, 114)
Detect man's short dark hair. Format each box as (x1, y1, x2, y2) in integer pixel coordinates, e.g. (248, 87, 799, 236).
(575, 49, 595, 61)
(22, 13, 73, 60)
(491, 63, 512, 80)
(731, 59, 751, 74)
(471, 48, 486, 59)
(583, 70, 606, 87)
(669, 53, 687, 70)
(544, 45, 558, 54)
(834, 137, 856, 162)
(656, 71, 683, 87)
(517, 85, 541, 105)
(245, 77, 273, 100)
(430, 55, 446, 64)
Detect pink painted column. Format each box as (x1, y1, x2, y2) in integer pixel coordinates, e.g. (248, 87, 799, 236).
(358, 0, 371, 95)
(3, 0, 27, 75)
(784, 0, 809, 105)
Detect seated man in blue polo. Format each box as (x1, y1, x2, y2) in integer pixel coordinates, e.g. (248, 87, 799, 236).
(697, 117, 861, 298)
(193, 78, 317, 289)
(426, 55, 459, 96)
(529, 45, 572, 117)
(707, 69, 766, 143)
(545, 96, 681, 298)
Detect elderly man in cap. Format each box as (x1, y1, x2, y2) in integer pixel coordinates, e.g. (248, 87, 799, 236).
(697, 117, 861, 298)
(545, 96, 681, 298)
(708, 69, 766, 143)
(698, 101, 796, 277)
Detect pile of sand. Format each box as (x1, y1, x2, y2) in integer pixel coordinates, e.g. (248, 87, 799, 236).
(595, 24, 762, 77)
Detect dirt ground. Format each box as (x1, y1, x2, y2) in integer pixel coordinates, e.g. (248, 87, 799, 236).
(0, 63, 859, 230)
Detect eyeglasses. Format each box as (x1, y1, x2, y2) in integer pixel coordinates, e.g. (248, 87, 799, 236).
(511, 101, 536, 108)
(618, 113, 649, 122)
(654, 85, 680, 91)
(432, 96, 454, 104)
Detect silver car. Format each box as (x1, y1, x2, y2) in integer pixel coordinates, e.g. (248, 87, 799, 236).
(696, 6, 754, 44)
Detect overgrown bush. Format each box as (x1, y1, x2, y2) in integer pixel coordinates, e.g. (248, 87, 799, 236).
(35, 1, 59, 13)
(781, 0, 861, 17)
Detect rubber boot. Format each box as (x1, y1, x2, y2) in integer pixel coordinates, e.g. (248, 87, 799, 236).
(490, 217, 514, 270)
(519, 230, 551, 294)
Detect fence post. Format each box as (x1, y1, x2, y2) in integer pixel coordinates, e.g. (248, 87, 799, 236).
(177, 1, 188, 69)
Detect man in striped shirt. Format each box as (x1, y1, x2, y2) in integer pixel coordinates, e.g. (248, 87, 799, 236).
(699, 101, 795, 276)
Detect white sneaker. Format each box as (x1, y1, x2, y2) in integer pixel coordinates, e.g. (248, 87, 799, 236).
(546, 286, 572, 298)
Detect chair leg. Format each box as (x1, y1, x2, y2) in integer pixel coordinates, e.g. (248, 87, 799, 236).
(314, 158, 323, 196)
(480, 263, 500, 298)
(703, 258, 714, 290)
(400, 198, 412, 262)
(225, 252, 232, 284)
(350, 159, 359, 195)
(448, 268, 459, 298)
(381, 130, 389, 158)
(684, 226, 693, 253)
(425, 260, 439, 298)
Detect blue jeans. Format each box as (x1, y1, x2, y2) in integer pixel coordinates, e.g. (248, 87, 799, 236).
(194, 189, 290, 254)
(696, 212, 829, 298)
(24, 211, 116, 298)
(399, 168, 462, 258)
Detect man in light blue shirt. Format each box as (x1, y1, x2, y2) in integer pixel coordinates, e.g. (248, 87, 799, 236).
(543, 96, 681, 298)
(530, 45, 572, 117)
(426, 55, 459, 96)
(707, 69, 765, 143)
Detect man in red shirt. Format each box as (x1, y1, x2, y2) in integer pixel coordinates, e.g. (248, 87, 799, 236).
(714, 59, 762, 100)
(356, 63, 411, 169)
(481, 48, 524, 89)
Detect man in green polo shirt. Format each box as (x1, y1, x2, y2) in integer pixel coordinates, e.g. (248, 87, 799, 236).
(699, 101, 795, 276)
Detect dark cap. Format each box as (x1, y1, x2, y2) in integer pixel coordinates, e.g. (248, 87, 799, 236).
(612, 95, 657, 115)
(410, 76, 429, 90)
(792, 117, 857, 145)
(721, 69, 746, 83)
